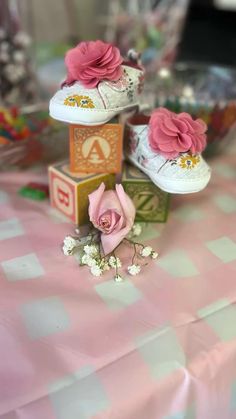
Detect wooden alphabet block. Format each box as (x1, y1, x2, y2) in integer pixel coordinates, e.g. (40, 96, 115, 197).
(69, 123, 123, 174)
(122, 163, 170, 222)
(48, 161, 115, 225)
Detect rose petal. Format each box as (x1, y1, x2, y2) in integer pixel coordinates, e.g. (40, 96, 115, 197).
(176, 133, 192, 151)
(156, 140, 177, 152)
(101, 185, 135, 255)
(178, 112, 193, 121)
(190, 133, 207, 153)
(172, 118, 188, 133)
(159, 119, 179, 135)
(148, 107, 207, 158)
(154, 127, 177, 144)
(152, 107, 175, 118)
(88, 182, 106, 225)
(64, 40, 123, 88)
(99, 209, 121, 233)
(195, 118, 207, 134)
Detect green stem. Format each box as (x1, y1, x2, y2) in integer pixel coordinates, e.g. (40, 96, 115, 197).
(123, 237, 145, 249)
(131, 242, 137, 265)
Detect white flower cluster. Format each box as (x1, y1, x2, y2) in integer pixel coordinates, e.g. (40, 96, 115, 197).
(108, 256, 122, 268)
(129, 223, 142, 238)
(3, 63, 26, 83)
(62, 230, 159, 283)
(126, 246, 159, 276)
(127, 264, 141, 276)
(140, 246, 158, 259)
(81, 244, 110, 277)
(62, 236, 79, 256)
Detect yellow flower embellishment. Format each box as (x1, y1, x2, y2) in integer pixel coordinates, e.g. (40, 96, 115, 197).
(64, 95, 95, 108)
(179, 155, 200, 169)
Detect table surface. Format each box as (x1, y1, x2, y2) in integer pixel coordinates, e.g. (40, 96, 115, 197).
(1, 146, 236, 419)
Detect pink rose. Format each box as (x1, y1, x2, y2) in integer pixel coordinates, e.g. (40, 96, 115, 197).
(64, 40, 123, 88)
(148, 107, 207, 159)
(88, 183, 135, 255)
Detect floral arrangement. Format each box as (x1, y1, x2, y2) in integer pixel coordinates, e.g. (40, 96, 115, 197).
(148, 107, 207, 159)
(0, 28, 36, 106)
(62, 183, 158, 282)
(64, 40, 123, 88)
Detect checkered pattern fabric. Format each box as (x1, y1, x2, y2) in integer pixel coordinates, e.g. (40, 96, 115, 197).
(0, 145, 236, 419)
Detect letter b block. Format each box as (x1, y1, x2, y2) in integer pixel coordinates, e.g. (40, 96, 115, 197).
(48, 161, 115, 225)
(122, 163, 170, 222)
(69, 123, 123, 174)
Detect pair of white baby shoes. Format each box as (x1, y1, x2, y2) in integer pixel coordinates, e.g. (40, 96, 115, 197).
(49, 40, 211, 194)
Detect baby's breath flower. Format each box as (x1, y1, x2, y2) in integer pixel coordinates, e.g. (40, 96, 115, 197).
(62, 244, 73, 256)
(13, 50, 25, 63)
(151, 251, 159, 259)
(0, 51, 9, 63)
(81, 254, 97, 267)
(114, 274, 123, 282)
(4, 64, 25, 83)
(140, 246, 153, 257)
(63, 235, 79, 255)
(108, 256, 122, 268)
(14, 31, 31, 47)
(64, 236, 78, 250)
(132, 224, 142, 237)
(90, 265, 103, 277)
(84, 244, 98, 256)
(100, 259, 110, 271)
(127, 264, 141, 276)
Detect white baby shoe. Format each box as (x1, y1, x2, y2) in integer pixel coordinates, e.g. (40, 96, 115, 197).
(49, 40, 144, 125)
(125, 108, 211, 194)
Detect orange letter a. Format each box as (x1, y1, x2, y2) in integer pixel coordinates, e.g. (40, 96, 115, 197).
(87, 140, 105, 162)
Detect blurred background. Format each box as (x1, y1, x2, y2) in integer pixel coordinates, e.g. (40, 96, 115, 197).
(1, 0, 236, 167)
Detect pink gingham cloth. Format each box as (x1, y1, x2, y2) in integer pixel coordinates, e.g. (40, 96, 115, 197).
(1, 146, 236, 419)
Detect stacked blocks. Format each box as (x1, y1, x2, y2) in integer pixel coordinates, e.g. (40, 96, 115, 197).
(49, 118, 122, 225)
(49, 161, 115, 225)
(69, 122, 123, 173)
(122, 163, 170, 223)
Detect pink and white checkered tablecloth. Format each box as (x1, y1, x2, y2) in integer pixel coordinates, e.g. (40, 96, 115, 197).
(1, 146, 236, 419)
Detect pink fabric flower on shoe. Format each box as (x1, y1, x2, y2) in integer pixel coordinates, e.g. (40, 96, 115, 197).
(148, 107, 207, 159)
(64, 40, 123, 88)
(88, 183, 135, 255)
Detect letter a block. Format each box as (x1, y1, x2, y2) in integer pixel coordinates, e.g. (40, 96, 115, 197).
(48, 161, 115, 225)
(69, 123, 123, 174)
(122, 163, 170, 222)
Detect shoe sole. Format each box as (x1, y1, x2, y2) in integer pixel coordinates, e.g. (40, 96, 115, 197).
(49, 101, 139, 126)
(127, 155, 211, 194)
